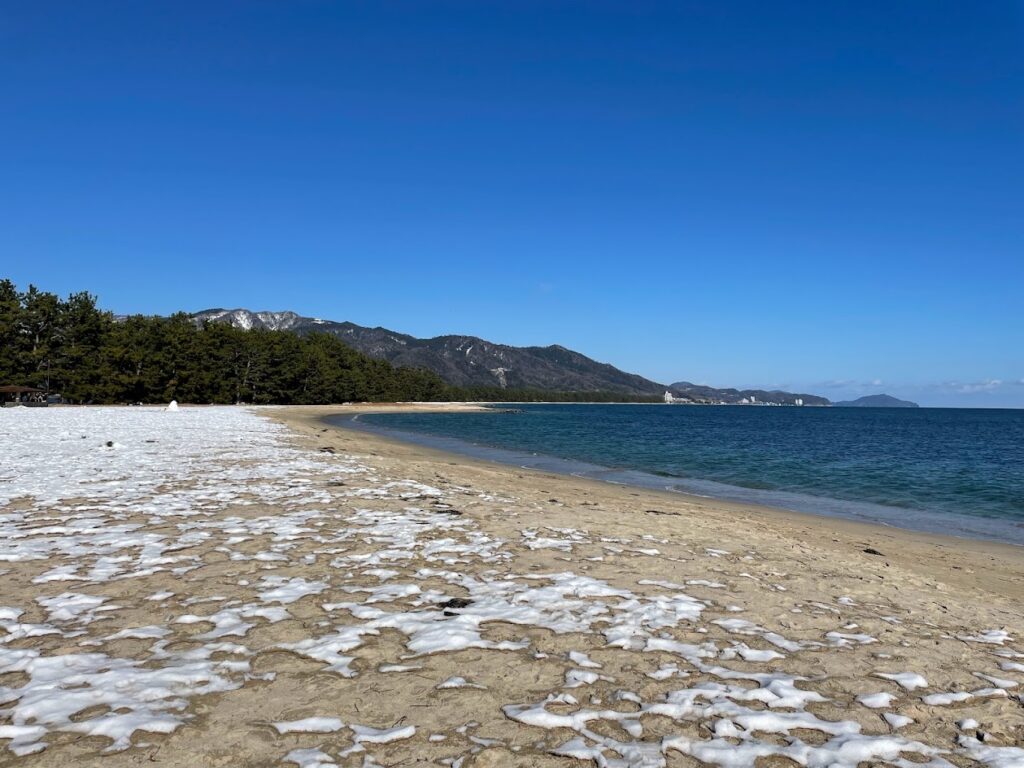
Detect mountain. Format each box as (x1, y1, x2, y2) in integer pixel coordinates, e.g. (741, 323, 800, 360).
(193, 309, 666, 395)
(668, 381, 830, 406)
(194, 309, 838, 404)
(833, 394, 919, 408)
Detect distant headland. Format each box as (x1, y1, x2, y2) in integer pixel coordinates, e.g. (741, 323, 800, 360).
(833, 394, 920, 408)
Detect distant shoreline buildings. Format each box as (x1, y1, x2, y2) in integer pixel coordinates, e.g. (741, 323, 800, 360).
(664, 391, 805, 407)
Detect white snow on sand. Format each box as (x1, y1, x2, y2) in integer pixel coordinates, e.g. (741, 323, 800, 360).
(273, 717, 344, 734)
(1, 405, 1021, 767)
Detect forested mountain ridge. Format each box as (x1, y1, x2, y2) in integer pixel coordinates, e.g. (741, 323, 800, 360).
(0, 281, 454, 403)
(195, 309, 835, 404)
(0, 281, 659, 404)
(3, 282, 834, 406)
(194, 308, 666, 394)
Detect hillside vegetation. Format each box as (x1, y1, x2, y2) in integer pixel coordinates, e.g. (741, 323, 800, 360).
(0, 281, 658, 404)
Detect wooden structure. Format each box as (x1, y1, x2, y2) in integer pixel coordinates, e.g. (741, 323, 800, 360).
(0, 385, 48, 407)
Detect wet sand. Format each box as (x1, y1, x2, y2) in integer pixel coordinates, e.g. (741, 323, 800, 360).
(288, 403, 1024, 602)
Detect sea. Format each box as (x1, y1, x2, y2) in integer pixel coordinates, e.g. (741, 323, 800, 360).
(328, 404, 1024, 546)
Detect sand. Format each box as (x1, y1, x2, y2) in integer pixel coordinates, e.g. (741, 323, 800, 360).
(0, 403, 1021, 767)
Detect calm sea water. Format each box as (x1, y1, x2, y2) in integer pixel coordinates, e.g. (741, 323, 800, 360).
(330, 404, 1024, 545)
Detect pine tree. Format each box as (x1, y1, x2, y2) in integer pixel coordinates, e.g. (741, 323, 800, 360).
(17, 285, 61, 391)
(0, 279, 21, 383)
(0, 279, 655, 405)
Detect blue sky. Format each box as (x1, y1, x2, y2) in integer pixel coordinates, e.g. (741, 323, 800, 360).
(2, 2, 1022, 406)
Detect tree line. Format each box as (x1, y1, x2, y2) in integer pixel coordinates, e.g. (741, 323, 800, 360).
(0, 280, 660, 405)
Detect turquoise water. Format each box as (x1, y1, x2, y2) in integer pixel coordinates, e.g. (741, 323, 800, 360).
(330, 404, 1024, 545)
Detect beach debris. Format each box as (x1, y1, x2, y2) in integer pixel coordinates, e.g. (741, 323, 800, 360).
(439, 598, 473, 610)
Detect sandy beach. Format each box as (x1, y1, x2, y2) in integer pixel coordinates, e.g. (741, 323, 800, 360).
(1, 403, 1021, 767)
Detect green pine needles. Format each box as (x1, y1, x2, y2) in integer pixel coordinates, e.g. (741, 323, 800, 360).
(0, 280, 659, 405)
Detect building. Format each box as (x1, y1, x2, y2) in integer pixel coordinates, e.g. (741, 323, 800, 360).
(0, 385, 47, 407)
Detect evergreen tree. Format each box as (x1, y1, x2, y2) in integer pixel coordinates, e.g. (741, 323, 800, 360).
(17, 285, 61, 391)
(0, 279, 658, 405)
(52, 291, 111, 402)
(0, 279, 21, 382)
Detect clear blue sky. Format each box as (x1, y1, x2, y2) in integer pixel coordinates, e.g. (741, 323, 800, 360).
(2, 2, 1022, 406)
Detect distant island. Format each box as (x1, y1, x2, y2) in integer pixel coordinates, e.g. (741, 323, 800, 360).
(833, 394, 919, 408)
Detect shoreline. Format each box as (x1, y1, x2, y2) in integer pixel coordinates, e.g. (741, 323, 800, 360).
(272, 403, 1023, 602)
(329, 408, 1024, 549)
